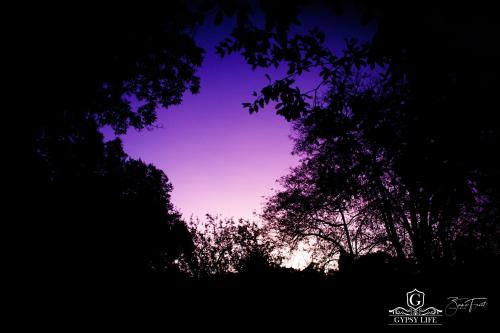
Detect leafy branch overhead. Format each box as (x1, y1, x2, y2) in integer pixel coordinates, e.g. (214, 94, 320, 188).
(217, 18, 385, 120)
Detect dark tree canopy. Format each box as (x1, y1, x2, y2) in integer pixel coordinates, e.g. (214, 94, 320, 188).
(23, 2, 210, 281)
(218, 0, 500, 268)
(26, 2, 204, 134)
(33, 133, 194, 276)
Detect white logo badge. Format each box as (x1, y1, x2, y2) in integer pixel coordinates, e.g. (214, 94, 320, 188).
(388, 289, 442, 325)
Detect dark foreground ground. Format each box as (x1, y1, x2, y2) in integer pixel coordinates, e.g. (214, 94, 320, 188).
(20, 258, 499, 330)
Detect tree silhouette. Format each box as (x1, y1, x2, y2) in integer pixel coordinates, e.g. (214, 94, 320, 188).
(219, 0, 499, 268)
(187, 215, 279, 277)
(262, 157, 390, 270)
(27, 2, 204, 134)
(32, 132, 194, 277)
(25, 2, 208, 280)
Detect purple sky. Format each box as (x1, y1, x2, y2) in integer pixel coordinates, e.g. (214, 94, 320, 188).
(103, 8, 374, 221)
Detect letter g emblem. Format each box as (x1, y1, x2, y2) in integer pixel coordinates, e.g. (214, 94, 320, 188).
(407, 289, 425, 310)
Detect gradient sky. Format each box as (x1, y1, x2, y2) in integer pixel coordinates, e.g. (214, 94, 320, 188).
(103, 6, 374, 222)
